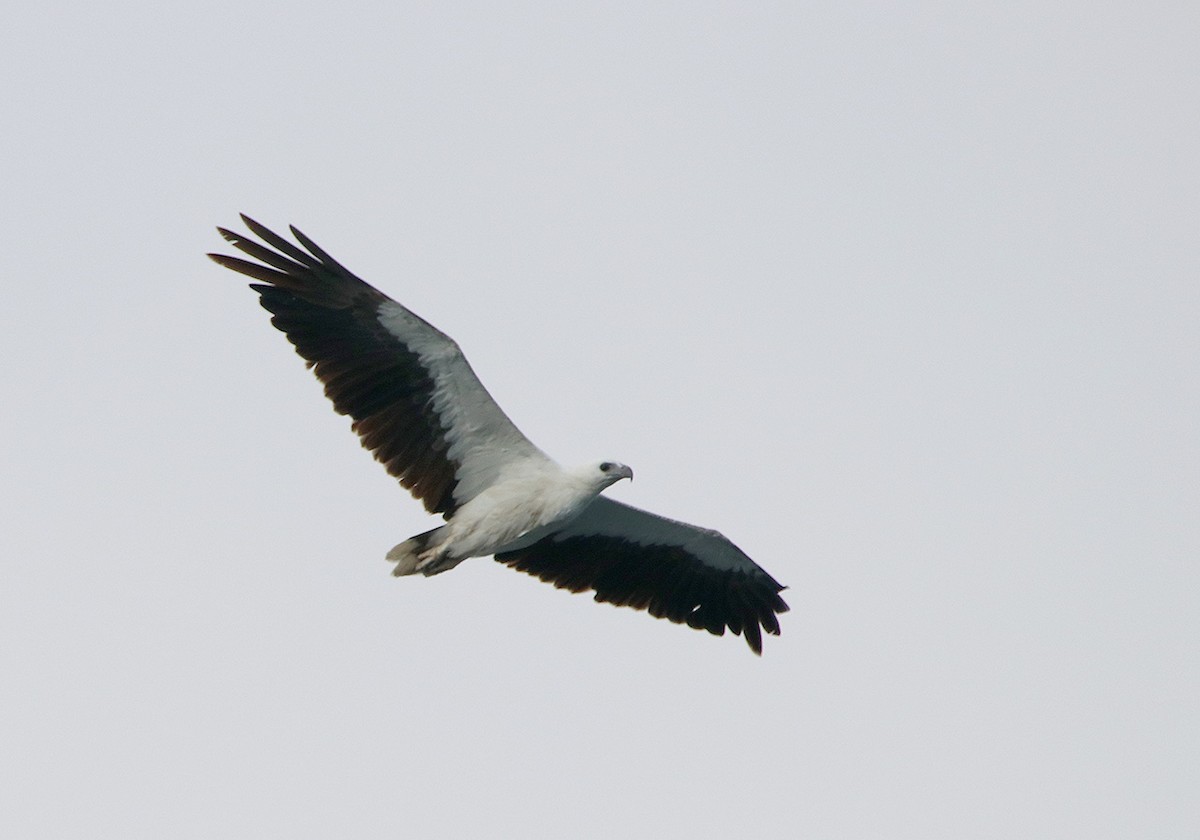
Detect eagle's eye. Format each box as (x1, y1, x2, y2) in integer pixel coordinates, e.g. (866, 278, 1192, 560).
(600, 462, 613, 472)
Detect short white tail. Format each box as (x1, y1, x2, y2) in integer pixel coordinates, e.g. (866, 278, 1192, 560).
(386, 527, 464, 576)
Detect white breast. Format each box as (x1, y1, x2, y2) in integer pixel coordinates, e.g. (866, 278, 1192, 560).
(439, 464, 598, 560)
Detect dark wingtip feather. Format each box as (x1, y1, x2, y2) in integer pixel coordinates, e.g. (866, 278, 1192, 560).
(236, 216, 322, 267)
(289, 224, 353, 276)
(745, 622, 764, 656)
(207, 253, 289, 284)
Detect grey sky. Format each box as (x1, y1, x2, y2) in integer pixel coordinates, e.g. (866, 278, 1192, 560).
(3, 2, 1197, 837)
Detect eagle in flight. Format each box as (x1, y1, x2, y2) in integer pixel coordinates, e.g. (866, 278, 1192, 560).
(209, 216, 789, 653)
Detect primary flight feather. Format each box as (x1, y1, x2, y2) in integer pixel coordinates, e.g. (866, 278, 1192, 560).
(209, 216, 789, 653)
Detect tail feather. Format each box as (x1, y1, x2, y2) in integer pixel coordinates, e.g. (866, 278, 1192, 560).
(386, 527, 442, 576)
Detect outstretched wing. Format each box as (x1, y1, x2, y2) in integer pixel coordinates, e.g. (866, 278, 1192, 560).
(208, 215, 550, 516)
(495, 497, 789, 654)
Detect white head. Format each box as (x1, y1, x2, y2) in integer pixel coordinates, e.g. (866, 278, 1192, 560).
(584, 460, 634, 490)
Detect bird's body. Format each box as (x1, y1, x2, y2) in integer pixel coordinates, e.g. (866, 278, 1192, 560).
(209, 216, 789, 653)
(388, 460, 630, 576)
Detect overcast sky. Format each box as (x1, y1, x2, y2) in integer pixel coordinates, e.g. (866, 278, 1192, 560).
(3, 2, 1197, 837)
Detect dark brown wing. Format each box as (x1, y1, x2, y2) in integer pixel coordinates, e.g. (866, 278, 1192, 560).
(208, 215, 548, 516)
(496, 498, 789, 654)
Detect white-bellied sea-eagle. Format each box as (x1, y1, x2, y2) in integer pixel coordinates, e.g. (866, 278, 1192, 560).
(209, 216, 789, 654)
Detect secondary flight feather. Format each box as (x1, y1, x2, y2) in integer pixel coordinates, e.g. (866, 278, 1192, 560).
(209, 216, 789, 653)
